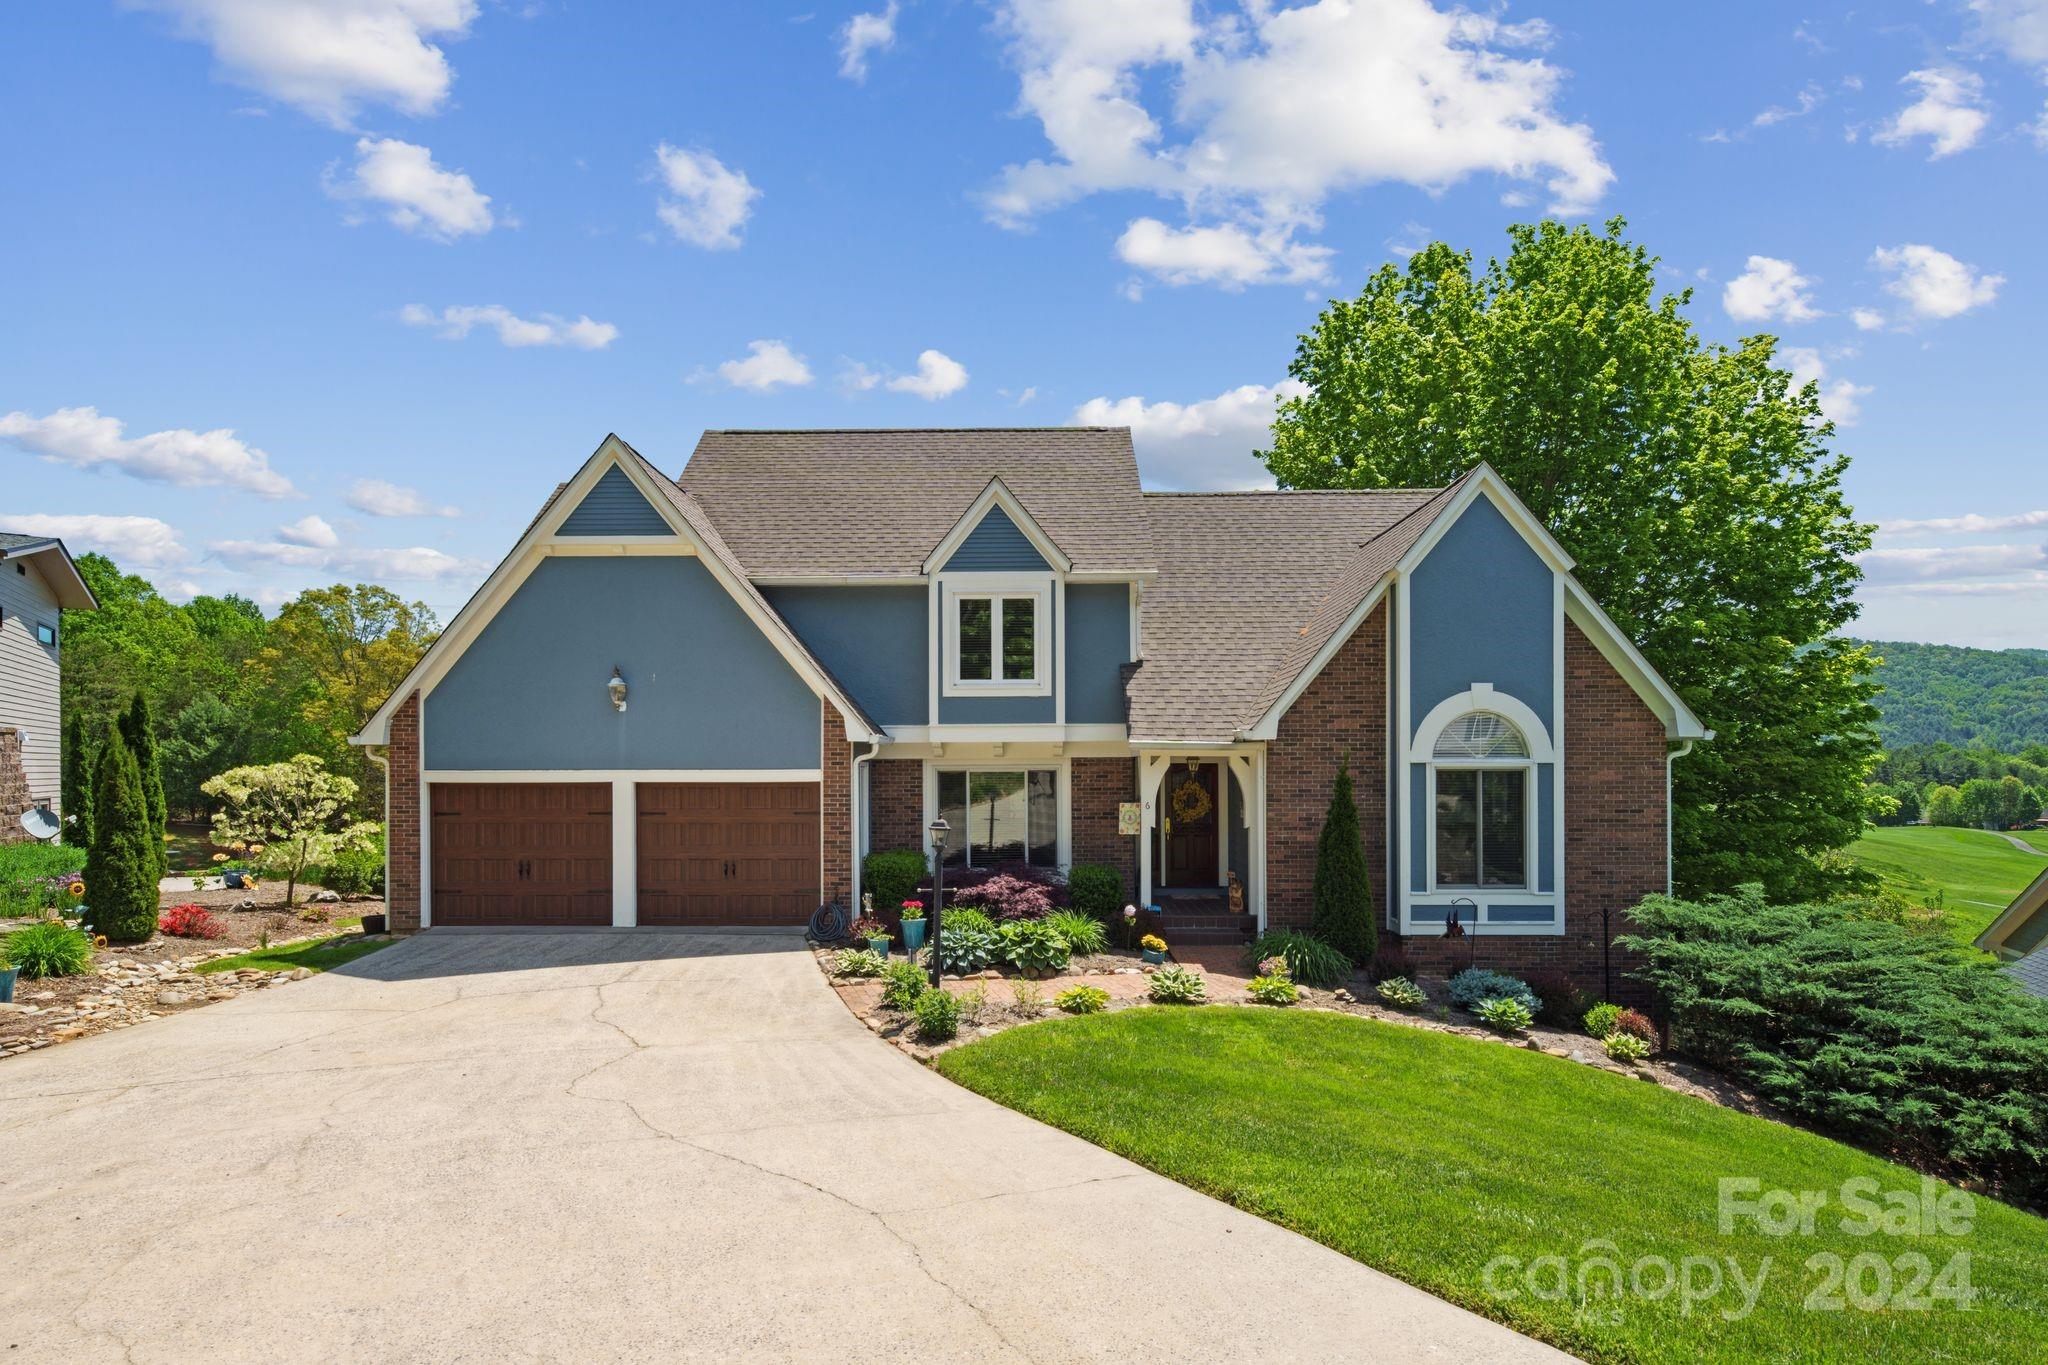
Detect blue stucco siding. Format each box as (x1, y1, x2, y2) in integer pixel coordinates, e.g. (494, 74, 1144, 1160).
(763, 585, 928, 726)
(1537, 762, 1556, 891)
(556, 466, 673, 536)
(1488, 903, 1558, 924)
(1409, 764, 1429, 893)
(1065, 584, 1130, 725)
(938, 691, 1056, 724)
(1408, 496, 1555, 741)
(941, 504, 1051, 572)
(424, 556, 819, 769)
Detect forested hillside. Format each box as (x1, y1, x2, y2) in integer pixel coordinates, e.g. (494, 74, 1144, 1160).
(1859, 639, 2048, 752)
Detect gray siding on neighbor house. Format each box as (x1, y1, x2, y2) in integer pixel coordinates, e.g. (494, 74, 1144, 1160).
(424, 556, 820, 770)
(555, 466, 673, 536)
(940, 505, 1051, 572)
(763, 585, 928, 726)
(0, 555, 64, 809)
(2011, 907, 2048, 956)
(1064, 584, 1130, 725)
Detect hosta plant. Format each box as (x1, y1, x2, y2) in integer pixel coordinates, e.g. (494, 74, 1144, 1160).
(1474, 996, 1534, 1035)
(831, 947, 887, 978)
(935, 908, 999, 974)
(1376, 976, 1427, 1010)
(1245, 972, 1299, 1006)
(999, 918, 1071, 975)
(1147, 965, 1207, 1004)
(1604, 1031, 1652, 1063)
(1054, 984, 1110, 1014)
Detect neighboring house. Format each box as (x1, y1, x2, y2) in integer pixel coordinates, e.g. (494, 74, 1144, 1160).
(0, 532, 98, 843)
(351, 431, 1707, 985)
(1974, 868, 2048, 1000)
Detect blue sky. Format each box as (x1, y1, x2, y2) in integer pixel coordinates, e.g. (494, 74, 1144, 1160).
(3, 1, 2045, 648)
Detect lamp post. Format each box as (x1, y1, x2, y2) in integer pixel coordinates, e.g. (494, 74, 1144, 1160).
(927, 817, 949, 989)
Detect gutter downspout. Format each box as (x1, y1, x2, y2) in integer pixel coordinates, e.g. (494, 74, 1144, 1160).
(364, 744, 391, 912)
(1665, 737, 1705, 893)
(850, 741, 878, 913)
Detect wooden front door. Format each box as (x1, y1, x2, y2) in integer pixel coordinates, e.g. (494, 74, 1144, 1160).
(636, 782, 820, 925)
(430, 783, 613, 926)
(1160, 763, 1220, 887)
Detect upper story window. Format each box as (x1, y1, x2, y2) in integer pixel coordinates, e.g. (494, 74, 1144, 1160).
(1432, 712, 1531, 889)
(943, 577, 1051, 697)
(34, 621, 57, 648)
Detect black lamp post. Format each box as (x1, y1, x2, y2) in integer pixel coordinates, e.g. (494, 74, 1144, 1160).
(927, 817, 949, 990)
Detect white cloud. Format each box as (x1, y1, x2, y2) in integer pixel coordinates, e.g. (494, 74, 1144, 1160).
(1073, 379, 1307, 489)
(0, 405, 297, 498)
(838, 2, 899, 82)
(276, 514, 339, 548)
(985, 0, 1610, 287)
(1878, 508, 2048, 535)
(1116, 218, 1333, 289)
(1722, 255, 1822, 324)
(2030, 99, 2048, 147)
(1779, 347, 1873, 427)
(2, 513, 188, 568)
(884, 349, 969, 400)
(653, 143, 759, 249)
(1752, 84, 1825, 128)
(1850, 307, 1887, 331)
(399, 303, 617, 349)
(130, 0, 478, 127)
(713, 340, 813, 392)
(209, 537, 482, 581)
(1871, 243, 2004, 319)
(1964, 1, 2048, 68)
(1857, 542, 2048, 585)
(328, 137, 495, 239)
(1873, 68, 1990, 158)
(346, 477, 459, 518)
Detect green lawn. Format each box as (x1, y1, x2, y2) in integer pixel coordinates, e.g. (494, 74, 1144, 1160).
(1848, 825, 2047, 945)
(936, 1009, 2047, 1364)
(196, 930, 391, 976)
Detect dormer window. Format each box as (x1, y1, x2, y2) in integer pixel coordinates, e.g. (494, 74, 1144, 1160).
(943, 576, 1051, 697)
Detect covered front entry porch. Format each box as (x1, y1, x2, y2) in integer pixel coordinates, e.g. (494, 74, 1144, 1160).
(1137, 748, 1266, 937)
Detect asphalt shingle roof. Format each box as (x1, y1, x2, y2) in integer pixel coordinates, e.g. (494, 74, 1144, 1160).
(0, 532, 55, 552)
(2008, 947, 2048, 1000)
(675, 429, 1153, 577)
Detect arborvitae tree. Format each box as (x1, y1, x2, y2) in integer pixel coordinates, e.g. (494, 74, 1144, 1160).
(118, 692, 168, 878)
(86, 733, 159, 944)
(61, 712, 93, 848)
(1311, 757, 1376, 965)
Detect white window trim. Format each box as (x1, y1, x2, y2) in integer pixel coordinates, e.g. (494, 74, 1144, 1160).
(921, 759, 1072, 870)
(941, 573, 1053, 698)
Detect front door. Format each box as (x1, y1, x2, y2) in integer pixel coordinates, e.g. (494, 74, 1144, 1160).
(1160, 763, 1220, 887)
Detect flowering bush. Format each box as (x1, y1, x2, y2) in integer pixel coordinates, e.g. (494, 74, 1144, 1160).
(1139, 933, 1168, 953)
(158, 903, 225, 939)
(899, 899, 925, 920)
(851, 917, 890, 941)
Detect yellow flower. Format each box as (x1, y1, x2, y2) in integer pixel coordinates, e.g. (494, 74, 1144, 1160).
(247, 843, 267, 854)
(211, 852, 229, 863)
(67, 879, 86, 897)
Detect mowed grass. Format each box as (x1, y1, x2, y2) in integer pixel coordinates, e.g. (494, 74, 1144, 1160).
(1848, 826, 2047, 946)
(196, 930, 390, 976)
(935, 1009, 2047, 1364)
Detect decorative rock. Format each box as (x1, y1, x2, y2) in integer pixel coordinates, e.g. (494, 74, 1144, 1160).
(154, 990, 192, 1007)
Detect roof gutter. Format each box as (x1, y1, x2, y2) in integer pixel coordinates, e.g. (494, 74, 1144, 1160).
(1665, 738, 1706, 894)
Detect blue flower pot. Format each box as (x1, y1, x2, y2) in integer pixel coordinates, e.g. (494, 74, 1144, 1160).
(224, 871, 246, 889)
(0, 967, 17, 1003)
(901, 919, 927, 952)
(1142, 948, 1165, 965)
(867, 936, 891, 958)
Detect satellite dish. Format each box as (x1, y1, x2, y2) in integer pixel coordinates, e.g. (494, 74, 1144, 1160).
(18, 806, 59, 842)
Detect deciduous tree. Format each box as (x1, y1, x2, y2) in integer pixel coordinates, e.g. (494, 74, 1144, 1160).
(202, 754, 376, 906)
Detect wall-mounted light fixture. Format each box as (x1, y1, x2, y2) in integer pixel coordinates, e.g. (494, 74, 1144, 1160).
(607, 666, 628, 713)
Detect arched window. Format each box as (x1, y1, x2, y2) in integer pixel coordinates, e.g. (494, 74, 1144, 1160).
(1431, 712, 1532, 890)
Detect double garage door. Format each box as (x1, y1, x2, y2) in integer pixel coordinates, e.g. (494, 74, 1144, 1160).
(430, 782, 819, 927)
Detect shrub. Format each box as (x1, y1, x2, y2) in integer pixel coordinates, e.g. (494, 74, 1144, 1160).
(1247, 929, 1349, 989)
(3, 921, 95, 978)
(1604, 1031, 1651, 1063)
(1610, 1007, 1658, 1051)
(1245, 973, 1299, 1006)
(951, 872, 1058, 920)
(1447, 968, 1537, 1015)
(1147, 965, 1207, 1004)
(831, 947, 887, 978)
(1523, 971, 1593, 1028)
(1582, 1002, 1624, 1039)
(862, 849, 928, 917)
(1474, 996, 1534, 1034)
(912, 987, 960, 1042)
(316, 834, 385, 897)
(1370, 943, 1415, 983)
(999, 919, 1071, 974)
(1376, 976, 1427, 1010)
(935, 909, 999, 974)
(880, 960, 928, 1010)
(1066, 862, 1122, 921)
(1054, 985, 1110, 1014)
(1044, 909, 1107, 957)
(1139, 933, 1168, 954)
(1310, 758, 1376, 964)
(158, 903, 224, 939)
(86, 733, 160, 944)
(1621, 885, 2048, 1201)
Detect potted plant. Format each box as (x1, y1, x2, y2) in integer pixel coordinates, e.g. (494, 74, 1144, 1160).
(1140, 933, 1168, 965)
(852, 916, 891, 957)
(360, 912, 389, 935)
(0, 959, 16, 1004)
(899, 899, 928, 953)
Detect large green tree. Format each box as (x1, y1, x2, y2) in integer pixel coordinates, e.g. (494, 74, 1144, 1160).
(85, 733, 158, 944)
(1263, 219, 1879, 901)
(60, 712, 93, 848)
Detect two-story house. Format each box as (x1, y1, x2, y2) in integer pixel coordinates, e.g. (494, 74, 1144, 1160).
(351, 431, 1706, 982)
(0, 532, 97, 842)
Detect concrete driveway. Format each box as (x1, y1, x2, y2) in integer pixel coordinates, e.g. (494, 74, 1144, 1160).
(0, 932, 1566, 1363)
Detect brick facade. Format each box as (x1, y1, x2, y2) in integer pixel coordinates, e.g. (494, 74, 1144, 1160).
(821, 701, 853, 909)
(1265, 600, 1389, 930)
(0, 728, 32, 846)
(868, 758, 924, 855)
(1071, 756, 1137, 900)
(386, 692, 421, 932)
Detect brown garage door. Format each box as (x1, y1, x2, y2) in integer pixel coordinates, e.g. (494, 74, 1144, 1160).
(431, 783, 613, 926)
(637, 783, 819, 926)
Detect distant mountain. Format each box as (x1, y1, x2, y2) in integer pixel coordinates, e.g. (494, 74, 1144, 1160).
(1857, 640, 2048, 752)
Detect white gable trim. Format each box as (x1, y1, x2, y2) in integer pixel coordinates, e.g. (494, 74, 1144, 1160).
(1394, 465, 1575, 578)
(920, 477, 1074, 576)
(1976, 867, 2048, 957)
(352, 434, 882, 746)
(1561, 582, 1708, 741)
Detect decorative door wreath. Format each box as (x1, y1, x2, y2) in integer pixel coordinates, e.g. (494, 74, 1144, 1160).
(1169, 774, 1214, 824)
